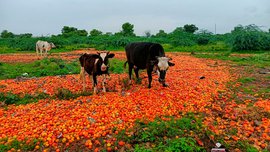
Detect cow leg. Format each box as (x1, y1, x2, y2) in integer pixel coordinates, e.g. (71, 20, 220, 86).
(147, 68, 153, 88)
(134, 68, 140, 83)
(102, 74, 106, 92)
(128, 63, 133, 84)
(80, 67, 86, 92)
(36, 48, 39, 56)
(92, 75, 98, 94)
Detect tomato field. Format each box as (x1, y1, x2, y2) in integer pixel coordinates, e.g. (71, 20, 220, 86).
(0, 50, 270, 152)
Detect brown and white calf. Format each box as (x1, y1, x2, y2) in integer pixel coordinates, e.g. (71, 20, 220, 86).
(79, 51, 115, 94)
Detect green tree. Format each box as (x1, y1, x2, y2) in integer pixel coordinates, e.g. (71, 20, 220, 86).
(76, 30, 88, 36)
(183, 24, 198, 33)
(17, 33, 32, 38)
(145, 30, 151, 38)
(61, 26, 77, 35)
(90, 29, 103, 36)
(120, 22, 136, 36)
(196, 29, 213, 45)
(1, 30, 14, 38)
(156, 30, 167, 37)
(231, 24, 270, 51)
(61, 26, 87, 37)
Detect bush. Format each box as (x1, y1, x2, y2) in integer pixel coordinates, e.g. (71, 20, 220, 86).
(231, 25, 270, 51)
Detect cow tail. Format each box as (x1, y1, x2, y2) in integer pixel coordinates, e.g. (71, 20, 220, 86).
(123, 61, 128, 69)
(79, 56, 85, 81)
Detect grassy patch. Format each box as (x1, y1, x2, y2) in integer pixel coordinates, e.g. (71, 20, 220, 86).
(0, 138, 42, 152)
(117, 113, 206, 151)
(0, 58, 79, 79)
(0, 58, 125, 80)
(194, 52, 270, 68)
(109, 59, 127, 74)
(0, 92, 49, 105)
(236, 141, 260, 152)
(0, 89, 92, 105)
(237, 77, 256, 84)
(55, 88, 92, 100)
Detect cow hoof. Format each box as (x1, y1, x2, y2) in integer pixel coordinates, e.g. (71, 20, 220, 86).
(163, 83, 169, 87)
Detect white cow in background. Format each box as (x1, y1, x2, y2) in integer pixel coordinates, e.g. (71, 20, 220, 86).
(36, 40, 56, 56)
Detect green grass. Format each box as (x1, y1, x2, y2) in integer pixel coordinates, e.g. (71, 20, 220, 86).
(163, 42, 230, 52)
(0, 58, 79, 79)
(118, 113, 206, 151)
(237, 77, 256, 84)
(0, 58, 125, 80)
(194, 52, 270, 68)
(0, 92, 49, 105)
(109, 59, 127, 74)
(0, 88, 93, 106)
(0, 138, 42, 152)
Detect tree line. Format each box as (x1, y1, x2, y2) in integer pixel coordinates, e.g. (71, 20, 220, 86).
(0, 22, 270, 52)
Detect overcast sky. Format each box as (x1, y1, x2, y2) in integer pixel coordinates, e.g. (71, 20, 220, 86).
(1, 0, 270, 36)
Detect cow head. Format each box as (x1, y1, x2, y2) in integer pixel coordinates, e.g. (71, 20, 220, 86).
(95, 51, 115, 72)
(154, 57, 175, 85)
(50, 43, 56, 48)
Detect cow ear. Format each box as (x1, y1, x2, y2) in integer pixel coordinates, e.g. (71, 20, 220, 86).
(107, 53, 115, 58)
(168, 61, 175, 67)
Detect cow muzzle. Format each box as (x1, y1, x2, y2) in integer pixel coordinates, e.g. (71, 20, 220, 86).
(101, 64, 107, 71)
(158, 78, 165, 83)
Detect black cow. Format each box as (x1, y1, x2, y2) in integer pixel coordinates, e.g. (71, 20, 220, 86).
(124, 42, 175, 88)
(79, 51, 115, 93)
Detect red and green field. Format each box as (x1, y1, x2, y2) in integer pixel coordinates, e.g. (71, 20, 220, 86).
(0, 50, 269, 152)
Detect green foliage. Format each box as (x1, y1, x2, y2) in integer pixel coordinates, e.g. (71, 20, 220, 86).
(131, 115, 202, 143)
(123, 114, 205, 152)
(236, 141, 259, 152)
(109, 59, 126, 74)
(237, 77, 256, 84)
(118, 22, 136, 37)
(168, 27, 197, 46)
(0, 138, 42, 152)
(196, 29, 213, 45)
(90, 29, 103, 37)
(61, 26, 88, 37)
(17, 33, 32, 38)
(55, 88, 77, 100)
(0, 57, 126, 80)
(0, 24, 269, 54)
(1, 30, 14, 38)
(184, 24, 199, 33)
(155, 30, 168, 37)
(231, 24, 270, 51)
(0, 92, 49, 105)
(194, 52, 270, 68)
(0, 58, 80, 79)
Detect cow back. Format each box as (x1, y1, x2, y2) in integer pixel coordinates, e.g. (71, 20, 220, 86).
(79, 54, 97, 75)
